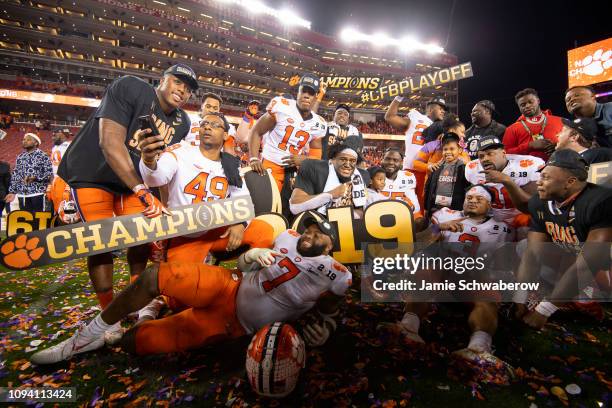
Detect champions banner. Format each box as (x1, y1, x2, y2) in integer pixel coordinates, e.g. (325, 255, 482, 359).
(0, 197, 254, 270)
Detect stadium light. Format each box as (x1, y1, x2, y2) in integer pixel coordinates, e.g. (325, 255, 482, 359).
(339, 27, 444, 54)
(212, 0, 311, 29)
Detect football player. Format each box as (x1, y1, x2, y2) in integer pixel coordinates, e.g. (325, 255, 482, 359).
(139, 112, 274, 260)
(515, 149, 612, 329)
(465, 135, 544, 235)
(321, 104, 363, 160)
(380, 186, 514, 379)
(47, 129, 73, 218)
(248, 73, 327, 192)
(186, 93, 237, 155)
(385, 97, 443, 201)
(31, 212, 351, 363)
(379, 148, 424, 229)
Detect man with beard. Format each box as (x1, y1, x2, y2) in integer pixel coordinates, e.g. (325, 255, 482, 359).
(248, 74, 327, 193)
(465, 136, 543, 233)
(379, 186, 515, 381)
(465, 100, 507, 159)
(321, 104, 363, 160)
(185, 93, 237, 155)
(503, 88, 562, 161)
(57, 64, 196, 325)
(31, 212, 350, 361)
(565, 86, 612, 147)
(514, 149, 612, 329)
(420, 97, 447, 143)
(289, 139, 369, 217)
(379, 149, 424, 228)
(555, 117, 612, 165)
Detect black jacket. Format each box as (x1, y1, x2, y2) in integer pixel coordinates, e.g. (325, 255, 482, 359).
(424, 161, 470, 215)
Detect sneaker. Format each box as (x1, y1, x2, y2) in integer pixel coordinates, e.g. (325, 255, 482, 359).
(31, 329, 104, 364)
(136, 298, 165, 325)
(103, 323, 125, 346)
(451, 348, 515, 384)
(376, 322, 425, 346)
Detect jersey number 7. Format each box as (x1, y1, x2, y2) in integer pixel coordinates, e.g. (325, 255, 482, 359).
(262, 257, 300, 292)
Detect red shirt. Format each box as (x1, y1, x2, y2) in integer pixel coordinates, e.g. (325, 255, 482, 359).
(503, 110, 563, 161)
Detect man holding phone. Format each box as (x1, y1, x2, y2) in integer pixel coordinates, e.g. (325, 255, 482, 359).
(57, 64, 198, 333)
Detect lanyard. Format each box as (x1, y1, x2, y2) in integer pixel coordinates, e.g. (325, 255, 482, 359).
(520, 115, 547, 140)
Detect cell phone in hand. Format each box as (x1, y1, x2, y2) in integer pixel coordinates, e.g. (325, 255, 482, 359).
(138, 115, 160, 136)
(137, 115, 165, 151)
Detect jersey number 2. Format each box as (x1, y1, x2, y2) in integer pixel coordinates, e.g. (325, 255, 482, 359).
(262, 257, 300, 292)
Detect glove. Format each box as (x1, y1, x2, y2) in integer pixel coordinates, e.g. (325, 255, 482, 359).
(245, 248, 281, 267)
(134, 186, 168, 218)
(302, 312, 337, 347)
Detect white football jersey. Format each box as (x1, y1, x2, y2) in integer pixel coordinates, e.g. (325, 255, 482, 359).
(185, 114, 236, 145)
(381, 170, 422, 217)
(404, 109, 432, 170)
(431, 208, 514, 249)
(236, 230, 351, 334)
(139, 141, 248, 208)
(51, 141, 71, 176)
(464, 154, 544, 224)
(262, 96, 327, 165)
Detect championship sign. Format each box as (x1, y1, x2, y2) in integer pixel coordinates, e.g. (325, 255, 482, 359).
(0, 197, 254, 270)
(361, 62, 473, 102)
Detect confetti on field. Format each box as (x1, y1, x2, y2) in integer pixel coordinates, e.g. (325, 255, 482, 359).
(0, 257, 610, 406)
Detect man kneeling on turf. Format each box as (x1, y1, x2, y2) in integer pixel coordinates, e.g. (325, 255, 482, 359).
(31, 212, 350, 363)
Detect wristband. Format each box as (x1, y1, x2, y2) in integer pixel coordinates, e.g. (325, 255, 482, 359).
(534, 301, 558, 317)
(249, 157, 260, 163)
(430, 224, 441, 234)
(512, 290, 528, 304)
(394, 96, 404, 103)
(132, 183, 148, 194)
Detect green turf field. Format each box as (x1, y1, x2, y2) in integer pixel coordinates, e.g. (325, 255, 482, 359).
(0, 257, 610, 407)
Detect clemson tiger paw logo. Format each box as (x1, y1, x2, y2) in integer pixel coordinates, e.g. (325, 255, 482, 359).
(1, 235, 44, 269)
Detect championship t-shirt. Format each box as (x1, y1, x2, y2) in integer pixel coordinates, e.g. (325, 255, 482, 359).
(293, 159, 370, 208)
(321, 122, 362, 160)
(528, 183, 612, 252)
(465, 120, 507, 159)
(58, 75, 190, 194)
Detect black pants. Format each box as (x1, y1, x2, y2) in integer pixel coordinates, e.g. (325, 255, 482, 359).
(18, 195, 45, 212)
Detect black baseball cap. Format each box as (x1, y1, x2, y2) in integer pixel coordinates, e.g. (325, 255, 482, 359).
(247, 100, 260, 106)
(476, 100, 497, 115)
(540, 149, 588, 174)
(303, 211, 336, 241)
(298, 73, 321, 93)
(477, 135, 505, 151)
(562, 117, 598, 141)
(426, 97, 447, 110)
(441, 132, 461, 145)
(164, 64, 198, 90)
(335, 103, 351, 113)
